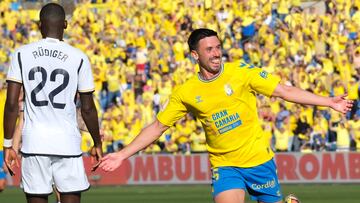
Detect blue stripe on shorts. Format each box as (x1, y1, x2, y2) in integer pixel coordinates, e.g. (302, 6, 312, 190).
(0, 151, 6, 179)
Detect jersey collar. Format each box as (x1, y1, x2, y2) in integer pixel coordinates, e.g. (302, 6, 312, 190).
(197, 63, 224, 83)
(44, 37, 61, 43)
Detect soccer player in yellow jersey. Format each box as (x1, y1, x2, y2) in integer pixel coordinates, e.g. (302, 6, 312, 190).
(100, 29, 353, 203)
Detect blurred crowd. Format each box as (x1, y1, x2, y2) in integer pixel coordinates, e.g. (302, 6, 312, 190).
(1, 0, 360, 155)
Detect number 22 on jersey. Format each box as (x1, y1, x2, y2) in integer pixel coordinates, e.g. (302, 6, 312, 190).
(28, 66, 69, 109)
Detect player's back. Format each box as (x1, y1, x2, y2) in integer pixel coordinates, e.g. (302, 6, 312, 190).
(7, 38, 92, 156)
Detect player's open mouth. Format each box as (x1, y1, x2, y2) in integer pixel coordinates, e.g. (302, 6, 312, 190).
(211, 59, 221, 65)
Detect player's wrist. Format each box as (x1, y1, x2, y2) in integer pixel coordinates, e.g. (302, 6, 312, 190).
(328, 97, 335, 109)
(3, 138, 13, 148)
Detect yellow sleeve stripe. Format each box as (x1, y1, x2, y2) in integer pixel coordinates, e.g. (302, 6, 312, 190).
(6, 78, 22, 84)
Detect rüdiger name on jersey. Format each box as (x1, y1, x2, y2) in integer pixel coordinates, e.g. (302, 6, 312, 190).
(32, 46, 69, 62)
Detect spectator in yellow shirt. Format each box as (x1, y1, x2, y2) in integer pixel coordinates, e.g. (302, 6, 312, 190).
(332, 121, 351, 152)
(190, 126, 207, 153)
(144, 142, 161, 154)
(273, 124, 290, 152)
(105, 66, 121, 110)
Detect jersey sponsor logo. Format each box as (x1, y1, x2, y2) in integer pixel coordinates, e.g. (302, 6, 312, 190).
(211, 110, 242, 134)
(224, 84, 233, 96)
(212, 110, 229, 120)
(251, 178, 276, 190)
(195, 96, 203, 103)
(260, 70, 268, 79)
(218, 120, 242, 134)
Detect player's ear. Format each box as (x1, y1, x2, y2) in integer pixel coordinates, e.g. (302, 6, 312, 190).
(37, 21, 41, 30)
(191, 50, 199, 61)
(64, 20, 67, 29)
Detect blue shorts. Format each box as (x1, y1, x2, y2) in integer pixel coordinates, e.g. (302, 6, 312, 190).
(211, 159, 282, 202)
(0, 151, 5, 179)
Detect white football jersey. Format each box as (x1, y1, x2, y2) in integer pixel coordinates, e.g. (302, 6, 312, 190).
(7, 38, 95, 156)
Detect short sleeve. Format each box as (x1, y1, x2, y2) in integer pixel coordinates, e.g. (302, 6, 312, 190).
(248, 68, 280, 97)
(77, 56, 95, 93)
(6, 51, 23, 84)
(157, 90, 188, 127)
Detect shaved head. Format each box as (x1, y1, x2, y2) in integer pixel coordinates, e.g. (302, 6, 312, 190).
(40, 3, 65, 23)
(39, 3, 67, 40)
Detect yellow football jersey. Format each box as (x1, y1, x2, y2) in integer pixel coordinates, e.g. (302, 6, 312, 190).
(157, 61, 280, 168)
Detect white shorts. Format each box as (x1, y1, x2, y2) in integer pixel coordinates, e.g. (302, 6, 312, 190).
(21, 154, 90, 195)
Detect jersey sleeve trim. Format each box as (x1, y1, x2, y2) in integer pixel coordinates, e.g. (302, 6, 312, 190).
(6, 78, 23, 84)
(78, 88, 95, 94)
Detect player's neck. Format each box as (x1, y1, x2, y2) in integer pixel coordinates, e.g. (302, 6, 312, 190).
(199, 71, 218, 80)
(198, 65, 223, 81)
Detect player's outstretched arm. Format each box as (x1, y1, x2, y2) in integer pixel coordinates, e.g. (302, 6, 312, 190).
(79, 93, 103, 171)
(100, 119, 169, 172)
(272, 83, 353, 114)
(3, 82, 22, 175)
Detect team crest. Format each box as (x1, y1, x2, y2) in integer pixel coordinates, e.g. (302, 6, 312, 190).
(224, 84, 233, 96)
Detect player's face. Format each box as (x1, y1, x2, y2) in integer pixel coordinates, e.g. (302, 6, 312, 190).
(192, 36, 222, 76)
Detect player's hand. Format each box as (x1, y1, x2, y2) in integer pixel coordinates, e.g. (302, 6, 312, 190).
(330, 93, 353, 114)
(99, 152, 124, 172)
(90, 145, 103, 172)
(4, 147, 19, 176)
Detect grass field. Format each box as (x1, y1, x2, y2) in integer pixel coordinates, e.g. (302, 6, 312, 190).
(1, 184, 360, 203)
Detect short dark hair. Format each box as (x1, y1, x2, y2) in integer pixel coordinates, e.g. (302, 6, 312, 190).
(40, 3, 65, 22)
(187, 28, 218, 51)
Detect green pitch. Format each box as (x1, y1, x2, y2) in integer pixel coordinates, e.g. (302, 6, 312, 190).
(1, 184, 360, 203)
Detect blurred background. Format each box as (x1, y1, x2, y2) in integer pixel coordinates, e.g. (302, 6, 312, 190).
(1, 0, 360, 202)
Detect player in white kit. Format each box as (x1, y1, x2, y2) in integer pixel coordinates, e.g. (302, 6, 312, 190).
(3, 3, 102, 203)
